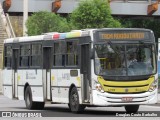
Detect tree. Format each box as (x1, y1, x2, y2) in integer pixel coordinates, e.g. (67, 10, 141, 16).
(26, 11, 71, 36)
(70, 0, 121, 29)
(120, 18, 160, 42)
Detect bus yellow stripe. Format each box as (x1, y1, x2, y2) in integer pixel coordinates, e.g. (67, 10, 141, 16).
(98, 76, 154, 93)
(104, 86, 149, 93)
(98, 76, 154, 86)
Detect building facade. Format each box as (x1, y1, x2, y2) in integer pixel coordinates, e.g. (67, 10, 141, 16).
(0, 0, 160, 16)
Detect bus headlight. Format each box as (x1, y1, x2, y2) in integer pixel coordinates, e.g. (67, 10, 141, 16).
(93, 78, 104, 93)
(149, 79, 158, 92)
(96, 84, 104, 93)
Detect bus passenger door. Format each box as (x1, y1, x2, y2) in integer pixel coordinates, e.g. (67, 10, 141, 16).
(80, 44, 91, 103)
(12, 49, 19, 98)
(43, 47, 52, 100)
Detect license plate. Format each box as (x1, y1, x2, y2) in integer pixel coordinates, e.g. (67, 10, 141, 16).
(121, 97, 133, 102)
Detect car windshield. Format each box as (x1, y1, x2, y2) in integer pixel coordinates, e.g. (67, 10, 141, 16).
(94, 43, 156, 76)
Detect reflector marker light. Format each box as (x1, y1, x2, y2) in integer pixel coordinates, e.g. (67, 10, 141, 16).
(59, 33, 66, 39)
(52, 32, 81, 40)
(66, 32, 81, 38)
(53, 33, 60, 40)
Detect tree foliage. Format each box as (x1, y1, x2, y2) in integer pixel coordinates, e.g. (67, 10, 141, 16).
(121, 18, 160, 42)
(70, 0, 121, 29)
(26, 11, 71, 35)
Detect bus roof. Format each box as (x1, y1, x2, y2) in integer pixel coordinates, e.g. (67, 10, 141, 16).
(4, 28, 153, 44)
(4, 30, 90, 44)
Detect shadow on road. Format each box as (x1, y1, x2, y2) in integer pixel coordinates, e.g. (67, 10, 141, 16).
(42, 106, 125, 117)
(5, 105, 160, 117)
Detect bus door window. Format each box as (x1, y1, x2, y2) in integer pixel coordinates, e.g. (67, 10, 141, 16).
(66, 40, 79, 66)
(19, 45, 30, 67)
(31, 44, 42, 67)
(12, 49, 19, 70)
(53, 41, 65, 66)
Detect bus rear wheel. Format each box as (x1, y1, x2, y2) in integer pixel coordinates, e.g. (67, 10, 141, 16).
(125, 105, 139, 113)
(24, 86, 44, 110)
(69, 87, 85, 113)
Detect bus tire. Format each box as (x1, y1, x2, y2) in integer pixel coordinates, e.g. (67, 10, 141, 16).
(24, 86, 44, 110)
(125, 105, 139, 113)
(69, 87, 85, 113)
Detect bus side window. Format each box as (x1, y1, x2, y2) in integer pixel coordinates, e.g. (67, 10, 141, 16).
(31, 44, 42, 67)
(53, 41, 65, 66)
(19, 44, 30, 67)
(66, 41, 78, 66)
(4, 46, 12, 68)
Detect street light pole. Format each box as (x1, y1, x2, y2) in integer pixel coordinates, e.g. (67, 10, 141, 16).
(23, 0, 28, 36)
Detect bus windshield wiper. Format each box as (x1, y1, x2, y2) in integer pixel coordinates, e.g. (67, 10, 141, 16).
(108, 41, 120, 56)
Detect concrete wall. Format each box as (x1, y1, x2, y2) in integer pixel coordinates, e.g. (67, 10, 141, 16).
(0, 0, 53, 12)
(0, 0, 78, 13)
(9, 16, 23, 37)
(0, 0, 160, 16)
(110, 2, 160, 16)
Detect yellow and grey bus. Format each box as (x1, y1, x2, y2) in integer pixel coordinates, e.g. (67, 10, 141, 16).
(3, 28, 158, 113)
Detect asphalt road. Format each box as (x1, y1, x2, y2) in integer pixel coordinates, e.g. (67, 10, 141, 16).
(0, 94, 160, 120)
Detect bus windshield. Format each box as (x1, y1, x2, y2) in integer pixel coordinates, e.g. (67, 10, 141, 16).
(94, 43, 156, 77)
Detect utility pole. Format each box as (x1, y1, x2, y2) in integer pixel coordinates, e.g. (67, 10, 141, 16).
(23, 0, 28, 36)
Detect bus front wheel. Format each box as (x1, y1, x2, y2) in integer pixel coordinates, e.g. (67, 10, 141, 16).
(125, 105, 139, 113)
(69, 87, 85, 113)
(24, 86, 44, 110)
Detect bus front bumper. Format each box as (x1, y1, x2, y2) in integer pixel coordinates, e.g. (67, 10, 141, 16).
(92, 89, 158, 106)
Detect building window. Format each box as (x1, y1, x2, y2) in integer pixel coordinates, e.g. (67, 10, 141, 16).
(4, 46, 12, 68)
(20, 44, 30, 67)
(53, 41, 65, 66)
(66, 41, 79, 66)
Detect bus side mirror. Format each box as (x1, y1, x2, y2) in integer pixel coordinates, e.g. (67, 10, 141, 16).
(90, 49, 94, 59)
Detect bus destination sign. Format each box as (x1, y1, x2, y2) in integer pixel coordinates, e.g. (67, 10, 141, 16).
(97, 31, 150, 41)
